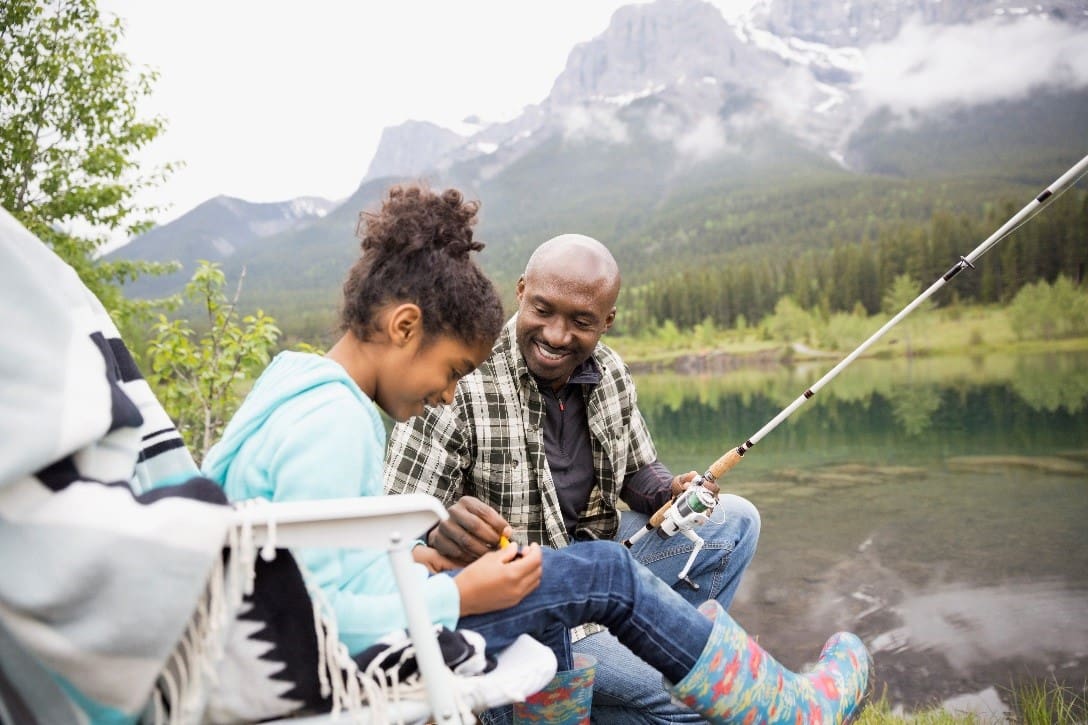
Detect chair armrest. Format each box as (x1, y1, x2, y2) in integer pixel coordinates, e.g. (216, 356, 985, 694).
(231, 493, 448, 550)
(229, 492, 465, 722)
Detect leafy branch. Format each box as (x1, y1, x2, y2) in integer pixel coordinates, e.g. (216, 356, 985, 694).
(147, 261, 280, 462)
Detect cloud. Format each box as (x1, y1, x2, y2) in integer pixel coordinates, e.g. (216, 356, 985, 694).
(559, 106, 630, 144)
(757, 66, 831, 134)
(643, 105, 732, 161)
(858, 15, 1088, 114)
(674, 116, 730, 161)
(644, 105, 685, 143)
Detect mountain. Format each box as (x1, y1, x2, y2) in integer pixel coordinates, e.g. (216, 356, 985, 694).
(108, 195, 335, 297)
(362, 121, 466, 183)
(112, 0, 1088, 334)
(747, 0, 1088, 46)
(351, 0, 1086, 192)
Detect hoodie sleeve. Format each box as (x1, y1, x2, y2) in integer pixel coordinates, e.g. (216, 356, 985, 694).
(263, 390, 461, 654)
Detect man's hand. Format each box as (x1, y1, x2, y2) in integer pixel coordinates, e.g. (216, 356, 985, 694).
(669, 470, 720, 498)
(428, 496, 511, 565)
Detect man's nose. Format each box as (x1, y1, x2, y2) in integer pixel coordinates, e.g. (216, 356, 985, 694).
(542, 317, 572, 347)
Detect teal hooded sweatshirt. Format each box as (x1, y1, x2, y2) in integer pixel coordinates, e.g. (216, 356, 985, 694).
(202, 351, 460, 654)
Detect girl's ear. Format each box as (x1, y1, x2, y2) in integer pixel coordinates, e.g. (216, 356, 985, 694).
(386, 303, 423, 346)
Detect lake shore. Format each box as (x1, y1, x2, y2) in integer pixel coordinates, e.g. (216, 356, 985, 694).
(611, 304, 1088, 375)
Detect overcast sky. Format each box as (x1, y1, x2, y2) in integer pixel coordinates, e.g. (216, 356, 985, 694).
(99, 0, 757, 234)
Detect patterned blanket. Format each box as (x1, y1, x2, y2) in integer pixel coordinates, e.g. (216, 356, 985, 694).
(0, 209, 337, 724)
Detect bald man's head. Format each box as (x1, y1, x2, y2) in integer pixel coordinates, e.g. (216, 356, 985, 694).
(515, 234, 621, 390)
(524, 234, 621, 305)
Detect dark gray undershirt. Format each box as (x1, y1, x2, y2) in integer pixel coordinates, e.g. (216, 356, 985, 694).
(535, 363, 674, 538)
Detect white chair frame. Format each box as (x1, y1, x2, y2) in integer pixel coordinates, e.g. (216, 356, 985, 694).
(237, 493, 465, 725)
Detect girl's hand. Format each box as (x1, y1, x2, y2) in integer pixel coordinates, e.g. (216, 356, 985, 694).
(412, 545, 460, 573)
(453, 542, 543, 616)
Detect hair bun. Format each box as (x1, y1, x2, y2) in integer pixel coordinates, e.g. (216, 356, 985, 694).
(439, 235, 485, 260)
(340, 181, 504, 351)
(357, 183, 485, 262)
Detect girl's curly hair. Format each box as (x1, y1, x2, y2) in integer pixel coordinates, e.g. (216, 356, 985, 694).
(340, 183, 504, 349)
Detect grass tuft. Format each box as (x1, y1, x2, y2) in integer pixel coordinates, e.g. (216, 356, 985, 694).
(849, 678, 1087, 724)
(1007, 677, 1088, 725)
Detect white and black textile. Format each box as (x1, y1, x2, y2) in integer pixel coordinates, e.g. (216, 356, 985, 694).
(0, 209, 328, 724)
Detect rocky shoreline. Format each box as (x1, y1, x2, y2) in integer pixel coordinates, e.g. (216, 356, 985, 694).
(626, 346, 787, 374)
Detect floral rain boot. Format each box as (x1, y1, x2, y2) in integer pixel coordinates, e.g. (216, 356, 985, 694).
(670, 601, 869, 724)
(512, 653, 596, 724)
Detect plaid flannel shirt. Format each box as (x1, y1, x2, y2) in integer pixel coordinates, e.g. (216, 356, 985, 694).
(384, 315, 659, 549)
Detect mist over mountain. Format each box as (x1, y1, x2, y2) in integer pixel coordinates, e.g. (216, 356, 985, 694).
(748, 0, 1088, 46)
(112, 0, 1088, 330)
(360, 0, 1088, 186)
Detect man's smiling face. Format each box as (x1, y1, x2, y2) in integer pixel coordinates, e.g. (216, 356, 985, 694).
(514, 263, 616, 391)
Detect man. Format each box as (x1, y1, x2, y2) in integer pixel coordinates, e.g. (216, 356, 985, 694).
(385, 233, 760, 723)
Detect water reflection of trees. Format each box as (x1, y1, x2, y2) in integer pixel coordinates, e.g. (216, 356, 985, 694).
(886, 386, 943, 437)
(635, 352, 1088, 458)
(1009, 354, 1088, 415)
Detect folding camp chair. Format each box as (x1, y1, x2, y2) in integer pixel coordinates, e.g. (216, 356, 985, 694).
(224, 493, 557, 725)
(238, 492, 463, 724)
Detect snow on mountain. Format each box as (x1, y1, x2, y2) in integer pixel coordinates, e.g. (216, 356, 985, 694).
(286, 196, 336, 219)
(746, 0, 1088, 47)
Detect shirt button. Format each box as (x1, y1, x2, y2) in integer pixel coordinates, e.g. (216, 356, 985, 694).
(513, 459, 519, 468)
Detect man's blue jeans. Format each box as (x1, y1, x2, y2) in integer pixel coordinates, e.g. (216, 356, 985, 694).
(574, 493, 760, 724)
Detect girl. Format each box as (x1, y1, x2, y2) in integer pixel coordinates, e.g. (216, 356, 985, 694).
(203, 183, 870, 724)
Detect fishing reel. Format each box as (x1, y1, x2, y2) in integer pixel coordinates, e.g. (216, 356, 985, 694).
(655, 479, 717, 540)
(623, 477, 719, 590)
(657, 481, 717, 589)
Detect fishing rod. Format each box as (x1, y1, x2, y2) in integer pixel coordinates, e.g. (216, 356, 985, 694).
(623, 153, 1088, 588)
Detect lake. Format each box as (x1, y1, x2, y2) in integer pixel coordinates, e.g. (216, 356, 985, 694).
(636, 350, 1088, 718)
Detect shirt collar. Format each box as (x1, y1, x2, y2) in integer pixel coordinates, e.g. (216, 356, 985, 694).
(567, 356, 601, 385)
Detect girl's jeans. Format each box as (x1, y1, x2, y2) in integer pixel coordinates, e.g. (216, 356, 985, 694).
(459, 539, 711, 684)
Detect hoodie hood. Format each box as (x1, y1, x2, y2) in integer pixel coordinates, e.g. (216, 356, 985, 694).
(202, 351, 377, 484)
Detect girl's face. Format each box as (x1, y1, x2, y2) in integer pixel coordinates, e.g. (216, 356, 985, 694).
(379, 333, 493, 422)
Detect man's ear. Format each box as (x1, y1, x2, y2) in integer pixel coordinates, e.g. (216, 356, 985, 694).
(386, 303, 423, 346)
(515, 276, 526, 302)
(602, 307, 616, 333)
